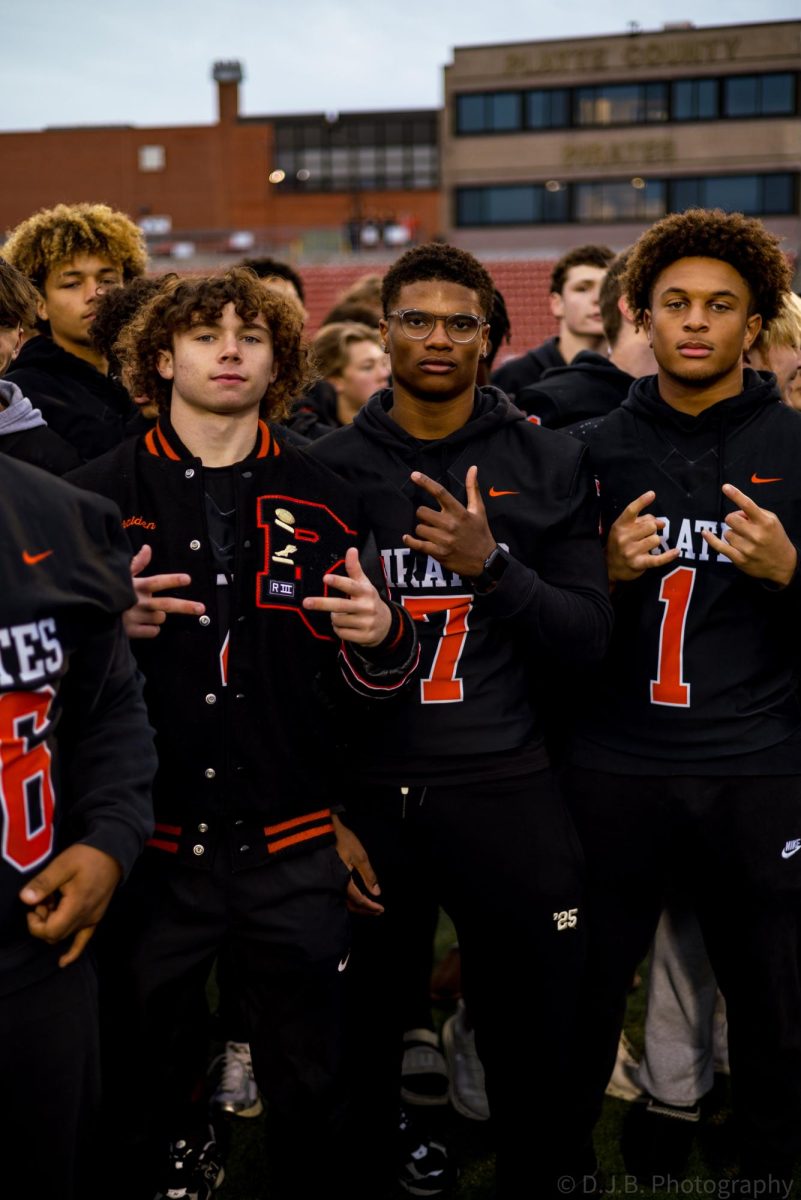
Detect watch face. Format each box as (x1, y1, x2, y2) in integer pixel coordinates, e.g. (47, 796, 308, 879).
(472, 546, 508, 594)
(485, 546, 507, 579)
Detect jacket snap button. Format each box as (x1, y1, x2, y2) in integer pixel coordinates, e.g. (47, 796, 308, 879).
(199, 615, 211, 626)
(205, 693, 217, 705)
(193, 844, 205, 856)
(190, 539, 201, 551)
(198, 822, 209, 833)
(185, 468, 195, 479)
(204, 768, 216, 779)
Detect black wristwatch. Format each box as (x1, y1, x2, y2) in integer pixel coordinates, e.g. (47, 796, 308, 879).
(468, 545, 510, 594)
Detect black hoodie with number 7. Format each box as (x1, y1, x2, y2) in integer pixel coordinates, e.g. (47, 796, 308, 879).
(310, 385, 612, 786)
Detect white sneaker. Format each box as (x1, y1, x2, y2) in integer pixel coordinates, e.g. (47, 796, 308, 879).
(605, 1032, 644, 1102)
(401, 1028, 449, 1106)
(441, 1000, 489, 1121)
(209, 1040, 263, 1118)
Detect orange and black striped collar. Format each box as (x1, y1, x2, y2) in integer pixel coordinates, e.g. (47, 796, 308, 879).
(143, 417, 280, 461)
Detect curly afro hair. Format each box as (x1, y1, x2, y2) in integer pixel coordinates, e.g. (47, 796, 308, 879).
(381, 243, 495, 318)
(624, 209, 791, 329)
(3, 203, 147, 290)
(91, 275, 174, 376)
(116, 267, 313, 421)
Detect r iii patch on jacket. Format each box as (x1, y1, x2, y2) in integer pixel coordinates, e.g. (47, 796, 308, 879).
(257, 494, 356, 639)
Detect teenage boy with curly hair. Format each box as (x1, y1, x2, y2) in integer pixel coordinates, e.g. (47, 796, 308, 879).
(3, 202, 147, 460)
(564, 208, 801, 1191)
(69, 267, 418, 1200)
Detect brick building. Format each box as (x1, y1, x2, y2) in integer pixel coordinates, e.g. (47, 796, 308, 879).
(0, 62, 441, 261)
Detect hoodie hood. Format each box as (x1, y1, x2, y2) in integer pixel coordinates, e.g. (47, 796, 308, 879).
(517, 350, 632, 425)
(539, 349, 629, 387)
(623, 368, 783, 525)
(9, 334, 133, 416)
(623, 367, 780, 430)
(352, 385, 525, 465)
(0, 380, 47, 435)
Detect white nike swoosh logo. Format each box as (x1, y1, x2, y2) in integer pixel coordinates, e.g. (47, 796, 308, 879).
(338, 952, 350, 973)
(781, 845, 801, 859)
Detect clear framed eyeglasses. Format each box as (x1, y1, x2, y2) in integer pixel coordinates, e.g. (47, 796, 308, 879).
(386, 309, 487, 344)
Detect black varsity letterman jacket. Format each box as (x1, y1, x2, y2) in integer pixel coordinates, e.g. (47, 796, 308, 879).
(0, 456, 155, 991)
(68, 418, 418, 868)
(311, 387, 613, 785)
(572, 370, 801, 771)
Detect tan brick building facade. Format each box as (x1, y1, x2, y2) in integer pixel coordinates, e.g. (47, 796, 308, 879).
(443, 21, 801, 254)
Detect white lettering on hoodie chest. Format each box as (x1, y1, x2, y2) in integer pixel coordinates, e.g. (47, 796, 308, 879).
(380, 547, 463, 589)
(653, 516, 732, 564)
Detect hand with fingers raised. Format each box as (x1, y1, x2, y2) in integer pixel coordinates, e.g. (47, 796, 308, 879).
(303, 547, 393, 646)
(403, 465, 496, 578)
(702, 483, 798, 587)
(123, 543, 206, 638)
(606, 491, 680, 582)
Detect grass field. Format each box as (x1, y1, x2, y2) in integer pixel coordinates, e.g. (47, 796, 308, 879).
(211, 913, 798, 1199)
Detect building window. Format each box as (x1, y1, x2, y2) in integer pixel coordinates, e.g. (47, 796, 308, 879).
(525, 89, 570, 129)
(488, 92, 521, 131)
(575, 179, 665, 221)
(454, 173, 795, 227)
(671, 78, 718, 121)
(455, 183, 568, 226)
(723, 72, 795, 117)
(575, 83, 668, 126)
(138, 145, 165, 172)
(455, 91, 524, 134)
(670, 172, 795, 215)
(270, 112, 438, 191)
(761, 73, 796, 114)
(455, 72, 797, 135)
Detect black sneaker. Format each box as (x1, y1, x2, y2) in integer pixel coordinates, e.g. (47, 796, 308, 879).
(621, 1096, 699, 1184)
(154, 1128, 225, 1200)
(398, 1106, 456, 1197)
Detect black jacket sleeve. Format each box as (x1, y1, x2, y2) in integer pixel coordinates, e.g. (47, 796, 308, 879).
(57, 617, 156, 878)
(337, 526, 420, 696)
(475, 446, 612, 664)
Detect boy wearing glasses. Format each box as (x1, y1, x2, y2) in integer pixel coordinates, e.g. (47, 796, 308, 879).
(311, 242, 612, 1198)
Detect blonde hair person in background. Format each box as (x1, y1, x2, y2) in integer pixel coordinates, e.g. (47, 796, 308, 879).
(313, 321, 390, 427)
(745, 290, 801, 404)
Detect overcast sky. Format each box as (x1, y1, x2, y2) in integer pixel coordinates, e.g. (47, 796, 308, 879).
(4, 0, 798, 132)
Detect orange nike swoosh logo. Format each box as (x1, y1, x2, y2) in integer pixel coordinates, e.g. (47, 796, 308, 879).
(22, 550, 53, 565)
(489, 488, 519, 498)
(750, 474, 783, 484)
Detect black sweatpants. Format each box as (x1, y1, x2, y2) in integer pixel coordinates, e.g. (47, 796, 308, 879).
(564, 768, 801, 1182)
(0, 954, 100, 1200)
(343, 769, 586, 1198)
(98, 841, 351, 1200)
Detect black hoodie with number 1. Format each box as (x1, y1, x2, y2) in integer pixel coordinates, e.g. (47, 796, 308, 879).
(572, 369, 801, 772)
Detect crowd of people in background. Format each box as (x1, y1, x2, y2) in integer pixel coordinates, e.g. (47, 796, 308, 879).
(1, 197, 801, 1200)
